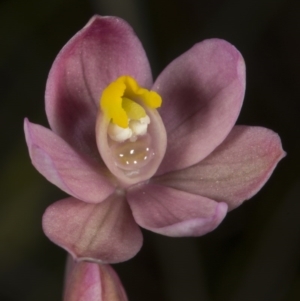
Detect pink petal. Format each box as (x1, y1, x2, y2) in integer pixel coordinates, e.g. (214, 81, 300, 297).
(64, 258, 128, 301)
(46, 15, 152, 156)
(154, 126, 285, 210)
(24, 119, 114, 204)
(127, 183, 227, 237)
(43, 195, 143, 264)
(153, 39, 245, 175)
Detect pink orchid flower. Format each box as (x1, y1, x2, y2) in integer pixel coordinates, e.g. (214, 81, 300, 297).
(64, 256, 127, 301)
(24, 15, 285, 264)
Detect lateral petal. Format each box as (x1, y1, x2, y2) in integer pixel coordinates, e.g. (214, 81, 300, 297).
(153, 39, 245, 174)
(127, 183, 227, 237)
(24, 119, 115, 204)
(154, 126, 285, 210)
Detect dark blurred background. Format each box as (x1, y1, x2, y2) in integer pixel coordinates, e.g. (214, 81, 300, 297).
(0, 0, 299, 300)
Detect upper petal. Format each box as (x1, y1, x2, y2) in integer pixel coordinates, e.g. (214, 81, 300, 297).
(127, 183, 227, 237)
(154, 126, 285, 210)
(153, 39, 245, 175)
(46, 15, 152, 156)
(24, 119, 115, 203)
(43, 195, 143, 264)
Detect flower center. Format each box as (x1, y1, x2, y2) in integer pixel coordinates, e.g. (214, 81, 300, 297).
(99, 75, 162, 173)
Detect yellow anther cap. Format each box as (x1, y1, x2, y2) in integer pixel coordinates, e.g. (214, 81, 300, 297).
(100, 76, 162, 128)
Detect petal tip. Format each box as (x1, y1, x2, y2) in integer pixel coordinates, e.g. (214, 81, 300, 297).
(84, 14, 102, 28)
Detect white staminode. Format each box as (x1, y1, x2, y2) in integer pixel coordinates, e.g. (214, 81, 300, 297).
(108, 124, 132, 142)
(108, 115, 150, 142)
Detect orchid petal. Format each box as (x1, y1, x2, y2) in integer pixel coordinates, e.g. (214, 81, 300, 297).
(64, 259, 128, 301)
(24, 119, 114, 204)
(153, 39, 245, 175)
(46, 15, 152, 156)
(43, 195, 143, 264)
(154, 126, 285, 210)
(127, 183, 227, 237)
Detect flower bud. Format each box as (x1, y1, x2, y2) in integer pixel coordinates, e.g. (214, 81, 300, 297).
(64, 258, 128, 301)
